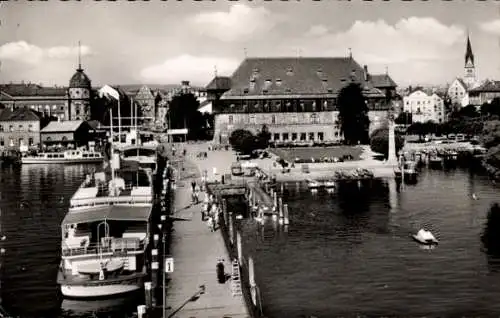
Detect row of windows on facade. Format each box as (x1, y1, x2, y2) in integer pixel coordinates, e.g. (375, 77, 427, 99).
(228, 114, 341, 126)
(405, 100, 443, 105)
(0, 124, 36, 132)
(0, 136, 69, 147)
(271, 131, 339, 142)
(219, 99, 387, 113)
(0, 137, 35, 147)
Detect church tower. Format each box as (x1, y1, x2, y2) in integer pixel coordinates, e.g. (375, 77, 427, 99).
(464, 33, 476, 88)
(68, 41, 92, 121)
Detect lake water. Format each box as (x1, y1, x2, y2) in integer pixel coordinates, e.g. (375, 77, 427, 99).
(0, 163, 142, 318)
(1, 163, 500, 317)
(235, 168, 500, 317)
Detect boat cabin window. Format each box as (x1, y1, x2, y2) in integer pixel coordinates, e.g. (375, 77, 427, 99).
(83, 153, 89, 158)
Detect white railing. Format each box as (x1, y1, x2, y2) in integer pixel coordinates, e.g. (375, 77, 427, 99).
(69, 195, 153, 210)
(62, 237, 145, 257)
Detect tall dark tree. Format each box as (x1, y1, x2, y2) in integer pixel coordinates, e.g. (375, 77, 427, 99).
(229, 129, 258, 154)
(394, 112, 413, 125)
(168, 92, 209, 140)
(337, 83, 370, 145)
(369, 127, 404, 158)
(482, 203, 500, 256)
(256, 124, 271, 149)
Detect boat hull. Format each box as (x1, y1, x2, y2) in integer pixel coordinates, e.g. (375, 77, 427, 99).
(412, 235, 438, 245)
(60, 276, 144, 299)
(22, 158, 103, 164)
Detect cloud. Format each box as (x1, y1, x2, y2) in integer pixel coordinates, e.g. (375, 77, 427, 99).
(188, 4, 279, 42)
(479, 19, 500, 36)
(294, 17, 464, 65)
(0, 41, 92, 65)
(306, 25, 329, 37)
(140, 54, 239, 85)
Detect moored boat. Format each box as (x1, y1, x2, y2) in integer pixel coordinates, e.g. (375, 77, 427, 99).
(306, 179, 321, 189)
(21, 149, 103, 164)
(395, 161, 418, 180)
(57, 150, 155, 299)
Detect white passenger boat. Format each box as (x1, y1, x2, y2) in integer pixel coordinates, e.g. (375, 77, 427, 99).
(119, 145, 158, 174)
(21, 149, 103, 164)
(57, 150, 155, 299)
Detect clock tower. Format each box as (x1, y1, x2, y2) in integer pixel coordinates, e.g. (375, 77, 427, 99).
(68, 41, 92, 121)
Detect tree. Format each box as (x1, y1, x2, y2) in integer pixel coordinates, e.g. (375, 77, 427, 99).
(482, 203, 500, 255)
(168, 92, 207, 140)
(229, 129, 258, 155)
(407, 122, 426, 140)
(256, 125, 271, 149)
(337, 83, 370, 145)
(369, 127, 404, 158)
(394, 112, 412, 125)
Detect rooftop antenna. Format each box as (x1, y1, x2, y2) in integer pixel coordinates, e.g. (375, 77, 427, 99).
(385, 65, 389, 76)
(214, 65, 218, 77)
(348, 48, 352, 59)
(77, 41, 82, 70)
(243, 48, 248, 59)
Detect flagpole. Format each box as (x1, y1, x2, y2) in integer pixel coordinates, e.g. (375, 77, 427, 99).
(110, 106, 115, 181)
(118, 96, 122, 144)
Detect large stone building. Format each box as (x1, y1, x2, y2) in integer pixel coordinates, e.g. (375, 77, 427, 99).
(403, 89, 445, 123)
(0, 57, 93, 121)
(0, 108, 41, 149)
(209, 57, 396, 144)
(0, 83, 68, 121)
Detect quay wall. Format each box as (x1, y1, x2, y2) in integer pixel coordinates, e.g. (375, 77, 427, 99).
(206, 182, 265, 318)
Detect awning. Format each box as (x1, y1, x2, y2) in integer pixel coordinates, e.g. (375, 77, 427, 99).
(62, 205, 151, 225)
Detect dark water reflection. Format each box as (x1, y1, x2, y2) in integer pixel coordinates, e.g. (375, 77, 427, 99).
(0, 164, 141, 318)
(235, 169, 500, 317)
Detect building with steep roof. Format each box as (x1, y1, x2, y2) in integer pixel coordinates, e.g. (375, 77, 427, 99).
(134, 85, 156, 127)
(68, 46, 92, 121)
(210, 56, 395, 144)
(40, 120, 93, 146)
(464, 34, 476, 88)
(469, 80, 500, 105)
(0, 108, 41, 149)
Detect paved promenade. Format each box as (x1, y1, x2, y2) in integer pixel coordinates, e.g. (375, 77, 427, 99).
(164, 145, 249, 318)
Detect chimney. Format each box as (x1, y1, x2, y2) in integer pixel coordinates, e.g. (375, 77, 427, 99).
(363, 65, 368, 82)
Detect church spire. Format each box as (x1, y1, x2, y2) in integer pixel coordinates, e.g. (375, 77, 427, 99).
(465, 32, 474, 66)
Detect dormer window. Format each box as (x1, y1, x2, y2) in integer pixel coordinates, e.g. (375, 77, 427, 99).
(327, 88, 333, 93)
(263, 89, 268, 94)
(340, 78, 347, 83)
(286, 68, 294, 76)
(243, 88, 249, 94)
(322, 78, 328, 83)
(276, 78, 282, 86)
(285, 88, 292, 93)
(252, 68, 259, 75)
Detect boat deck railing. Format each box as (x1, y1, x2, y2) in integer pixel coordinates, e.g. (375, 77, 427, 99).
(62, 238, 145, 257)
(69, 194, 153, 210)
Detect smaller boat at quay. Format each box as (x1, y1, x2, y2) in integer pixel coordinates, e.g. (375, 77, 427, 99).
(306, 179, 321, 189)
(394, 161, 418, 181)
(412, 229, 438, 245)
(21, 148, 103, 164)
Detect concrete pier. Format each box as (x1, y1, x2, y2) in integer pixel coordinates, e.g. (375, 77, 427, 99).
(164, 156, 250, 318)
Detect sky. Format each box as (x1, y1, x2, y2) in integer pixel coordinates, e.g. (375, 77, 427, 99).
(1, 1, 500, 88)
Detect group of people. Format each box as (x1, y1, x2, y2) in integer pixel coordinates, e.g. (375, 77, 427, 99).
(190, 180, 221, 232)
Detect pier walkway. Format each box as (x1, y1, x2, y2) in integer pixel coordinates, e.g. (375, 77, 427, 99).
(165, 152, 249, 318)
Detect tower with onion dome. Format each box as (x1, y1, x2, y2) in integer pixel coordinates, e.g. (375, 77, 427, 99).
(68, 41, 92, 121)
